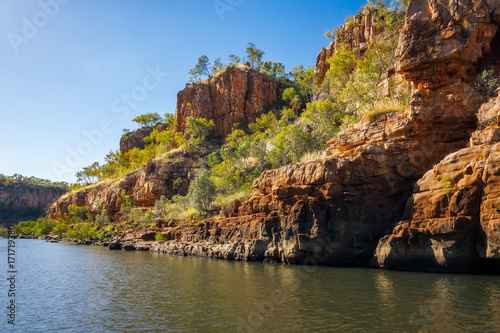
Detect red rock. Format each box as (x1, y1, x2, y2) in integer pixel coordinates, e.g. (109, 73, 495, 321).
(175, 67, 282, 138)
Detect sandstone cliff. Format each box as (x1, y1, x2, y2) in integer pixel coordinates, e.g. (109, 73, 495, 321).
(175, 67, 282, 137)
(372, 95, 500, 272)
(316, 6, 391, 85)
(149, 0, 500, 273)
(48, 0, 500, 274)
(47, 150, 196, 220)
(0, 183, 66, 227)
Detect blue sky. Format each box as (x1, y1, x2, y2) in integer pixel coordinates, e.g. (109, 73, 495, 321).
(0, 0, 367, 183)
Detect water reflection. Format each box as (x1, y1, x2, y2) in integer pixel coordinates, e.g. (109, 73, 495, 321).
(2, 239, 500, 332)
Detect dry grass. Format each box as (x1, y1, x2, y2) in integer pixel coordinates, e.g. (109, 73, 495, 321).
(300, 150, 324, 163)
(214, 188, 252, 211)
(362, 100, 407, 123)
(236, 63, 250, 71)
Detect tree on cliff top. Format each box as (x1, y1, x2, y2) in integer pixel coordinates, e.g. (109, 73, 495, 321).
(189, 55, 211, 82)
(246, 42, 264, 69)
(132, 112, 163, 128)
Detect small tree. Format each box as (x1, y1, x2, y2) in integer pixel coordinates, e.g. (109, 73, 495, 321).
(95, 209, 110, 227)
(188, 169, 217, 211)
(228, 54, 241, 67)
(76, 162, 101, 185)
(282, 87, 301, 110)
(189, 55, 211, 82)
(153, 195, 170, 215)
(246, 42, 264, 69)
(211, 57, 224, 75)
(185, 117, 215, 141)
(132, 112, 163, 128)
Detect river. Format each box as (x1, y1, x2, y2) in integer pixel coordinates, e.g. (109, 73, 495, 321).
(1, 239, 500, 332)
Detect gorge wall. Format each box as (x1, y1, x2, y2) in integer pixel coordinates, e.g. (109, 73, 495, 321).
(151, 0, 500, 273)
(175, 67, 282, 137)
(49, 0, 500, 274)
(0, 183, 66, 227)
(47, 150, 196, 221)
(315, 5, 391, 85)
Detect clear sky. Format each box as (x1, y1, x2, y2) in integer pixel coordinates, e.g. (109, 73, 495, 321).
(0, 0, 367, 183)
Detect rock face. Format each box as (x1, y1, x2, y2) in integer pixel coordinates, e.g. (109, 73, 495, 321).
(175, 67, 282, 138)
(49, 0, 500, 274)
(316, 6, 389, 85)
(152, 152, 415, 265)
(150, 0, 500, 273)
(0, 184, 66, 226)
(47, 151, 195, 220)
(120, 124, 168, 154)
(373, 96, 500, 272)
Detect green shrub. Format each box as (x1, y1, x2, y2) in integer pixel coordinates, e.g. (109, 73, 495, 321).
(67, 204, 91, 223)
(95, 209, 110, 227)
(155, 231, 168, 242)
(144, 209, 155, 226)
(476, 69, 499, 96)
(188, 169, 217, 211)
(185, 117, 215, 141)
(154, 195, 170, 216)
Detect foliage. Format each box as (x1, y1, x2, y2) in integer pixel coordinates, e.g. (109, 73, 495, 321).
(132, 112, 163, 128)
(155, 231, 168, 242)
(184, 117, 215, 151)
(0, 174, 68, 190)
(213, 187, 252, 215)
(66, 204, 92, 224)
(76, 162, 101, 185)
(440, 176, 455, 203)
(290, 65, 315, 100)
(189, 55, 211, 82)
(300, 99, 356, 148)
(228, 54, 241, 67)
(120, 190, 133, 211)
(475, 69, 499, 97)
(325, 45, 357, 93)
(283, 87, 301, 110)
(154, 195, 170, 215)
(211, 57, 224, 76)
(188, 169, 217, 211)
(246, 42, 265, 69)
(66, 223, 97, 241)
(95, 209, 110, 227)
(77, 116, 184, 185)
(16, 218, 58, 236)
(144, 209, 155, 226)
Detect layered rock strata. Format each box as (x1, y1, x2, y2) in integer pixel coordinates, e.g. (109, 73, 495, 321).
(175, 67, 282, 138)
(47, 151, 195, 220)
(373, 96, 500, 272)
(316, 6, 389, 85)
(150, 0, 500, 272)
(52, 0, 500, 273)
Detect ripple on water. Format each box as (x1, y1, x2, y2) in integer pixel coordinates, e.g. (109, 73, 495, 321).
(1, 239, 500, 332)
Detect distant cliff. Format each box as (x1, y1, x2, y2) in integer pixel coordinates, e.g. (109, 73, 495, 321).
(175, 66, 283, 137)
(0, 180, 67, 227)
